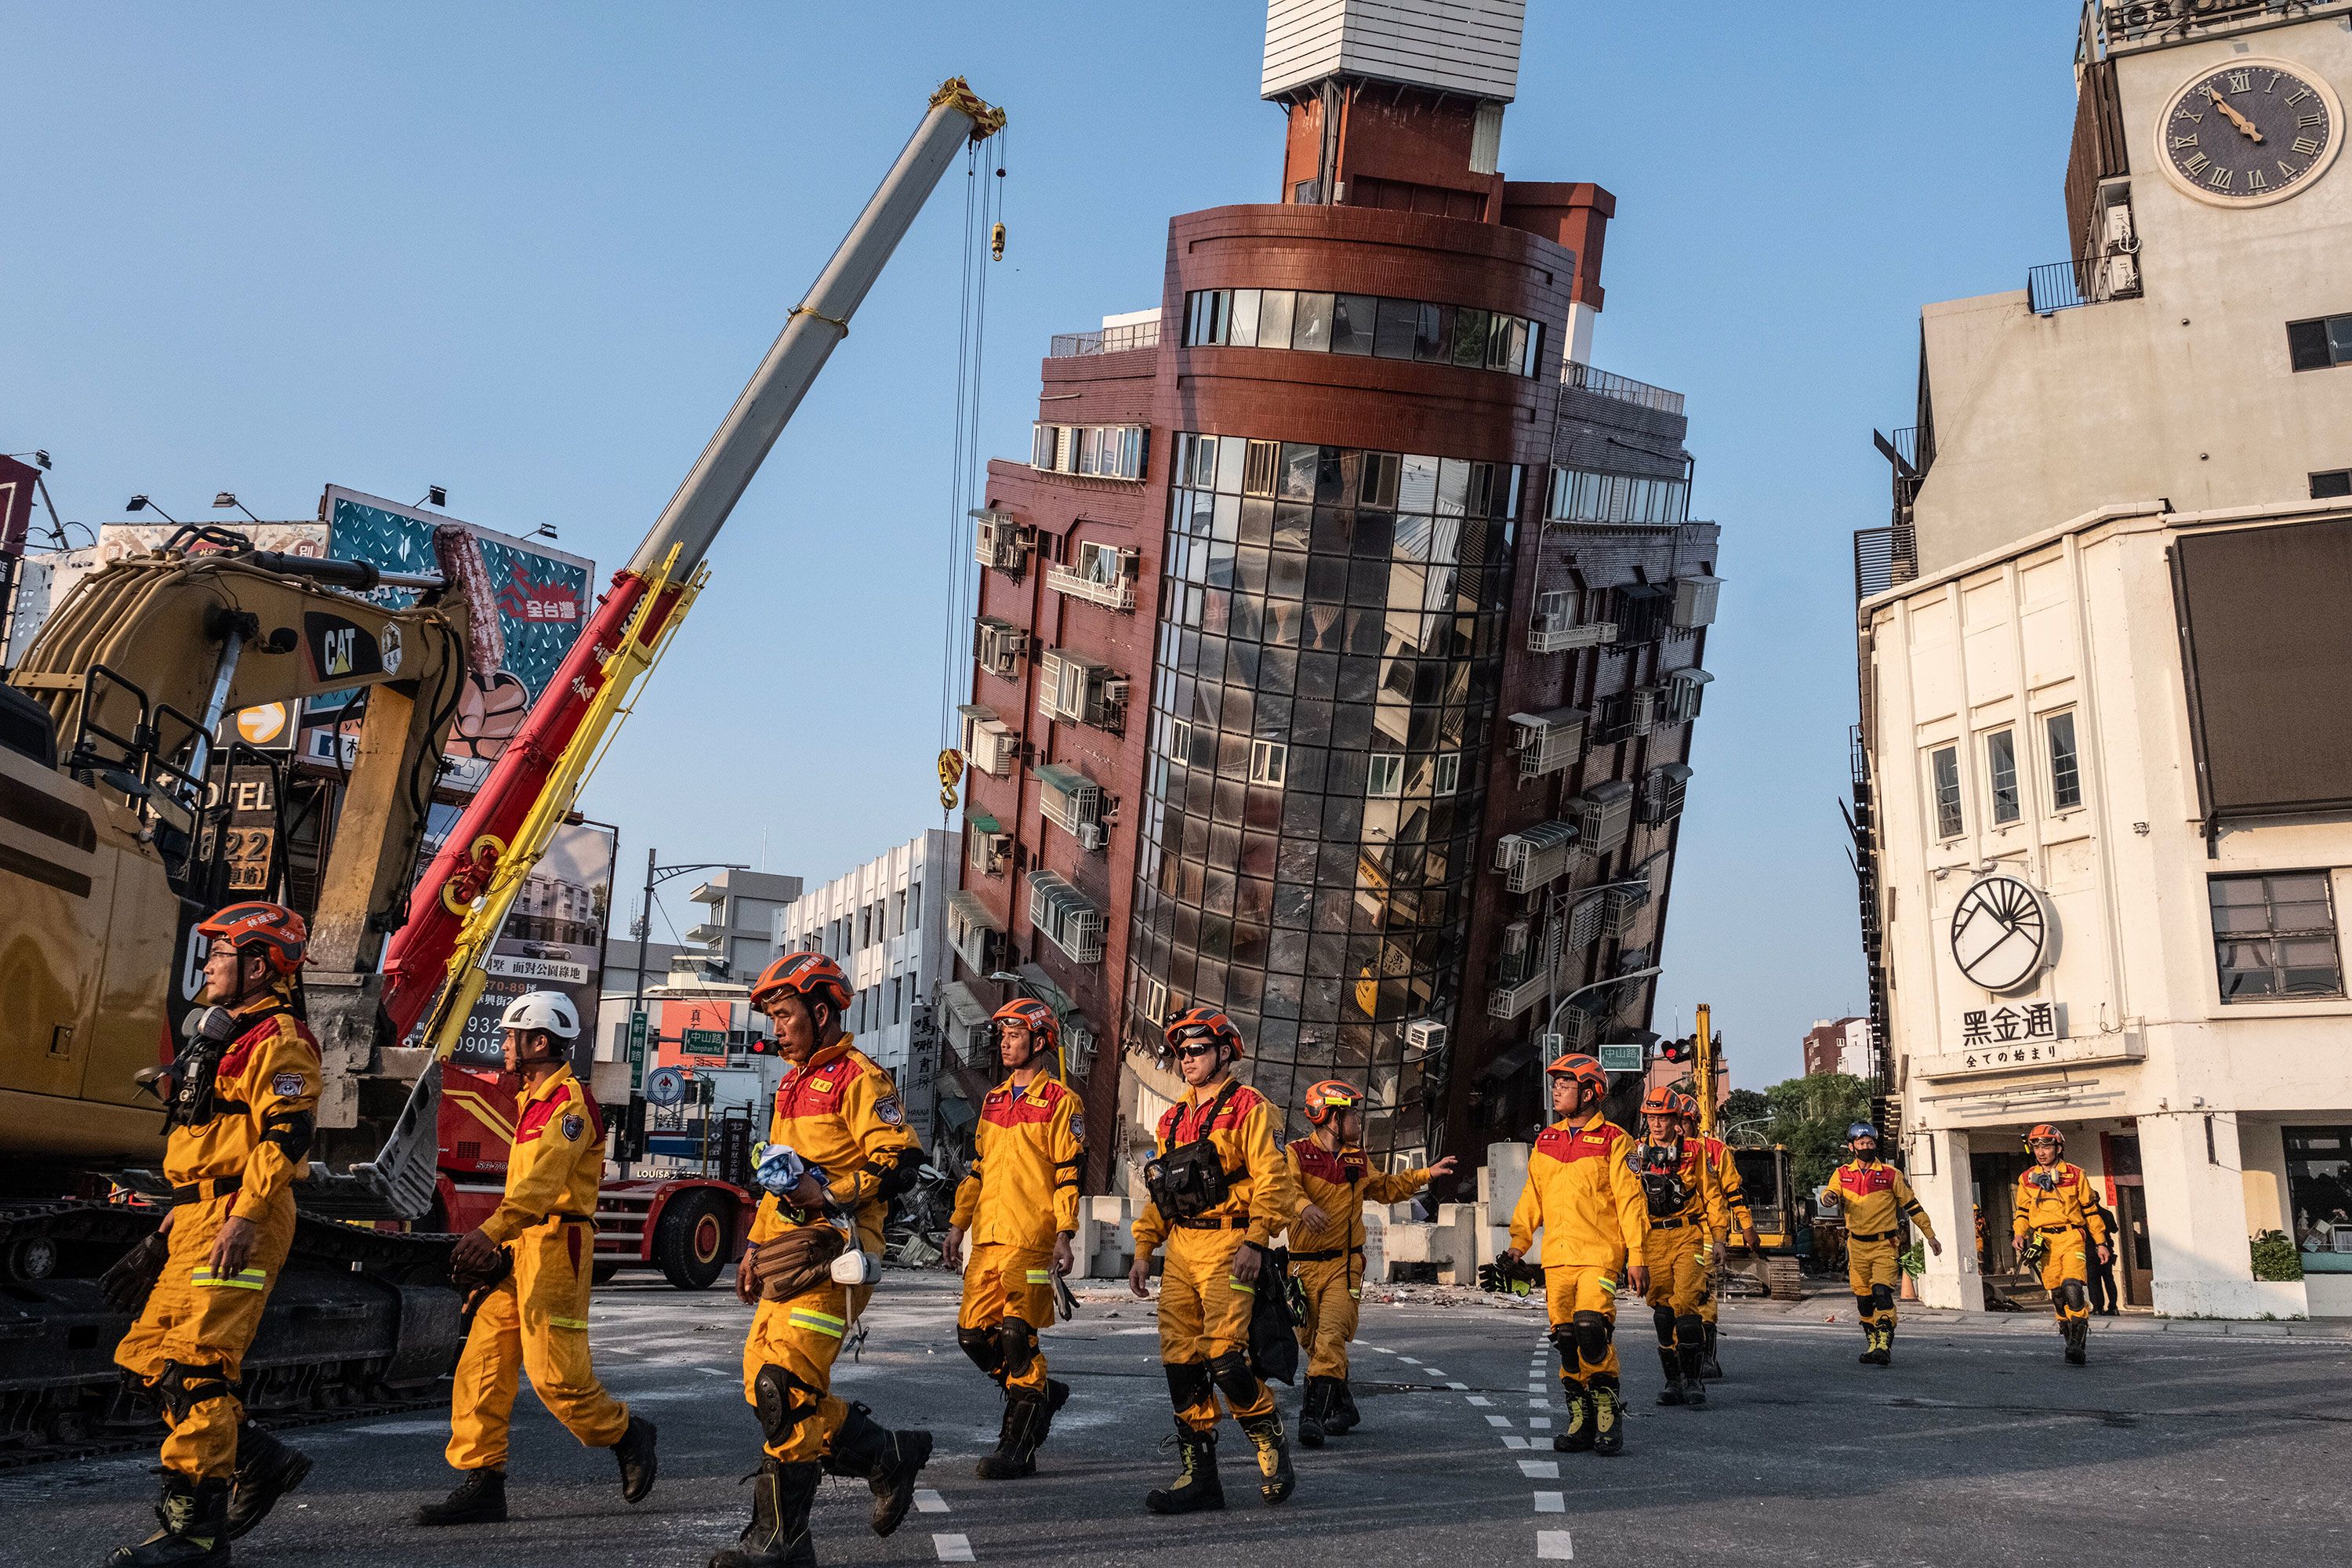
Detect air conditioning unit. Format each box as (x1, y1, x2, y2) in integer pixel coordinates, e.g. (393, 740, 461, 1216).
(1404, 1018, 1448, 1055)
(1076, 822, 1108, 851)
(1501, 920, 1530, 957)
(1099, 676, 1130, 707)
(1628, 687, 1663, 735)
(1671, 573, 1722, 630)
(1531, 611, 1562, 636)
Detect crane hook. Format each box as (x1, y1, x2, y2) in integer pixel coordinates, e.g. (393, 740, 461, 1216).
(990, 221, 1006, 261)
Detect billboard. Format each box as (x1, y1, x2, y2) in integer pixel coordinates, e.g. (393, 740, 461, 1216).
(310, 486, 594, 793)
(440, 818, 617, 1071)
(5, 521, 328, 664)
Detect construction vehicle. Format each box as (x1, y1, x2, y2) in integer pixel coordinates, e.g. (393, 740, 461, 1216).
(0, 78, 1004, 1462)
(1686, 1004, 1806, 1298)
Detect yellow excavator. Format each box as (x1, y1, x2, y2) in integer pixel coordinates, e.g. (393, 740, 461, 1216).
(0, 77, 1004, 1461)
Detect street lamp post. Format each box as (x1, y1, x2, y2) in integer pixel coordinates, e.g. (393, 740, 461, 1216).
(620, 850, 748, 1169)
(1537, 964, 1664, 1049)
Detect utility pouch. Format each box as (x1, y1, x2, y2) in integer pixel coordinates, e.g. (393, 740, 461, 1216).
(1144, 1082, 1241, 1221)
(750, 1223, 848, 1301)
(1632, 1142, 1692, 1220)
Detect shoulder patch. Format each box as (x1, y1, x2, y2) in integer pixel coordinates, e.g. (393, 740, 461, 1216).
(1069, 1109, 1086, 1145)
(874, 1096, 906, 1128)
(561, 1113, 585, 1142)
(271, 1071, 307, 1098)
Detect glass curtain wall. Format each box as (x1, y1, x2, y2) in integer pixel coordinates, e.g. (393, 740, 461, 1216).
(1127, 431, 1523, 1162)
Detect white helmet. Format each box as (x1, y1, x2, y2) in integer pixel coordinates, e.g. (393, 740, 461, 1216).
(499, 990, 580, 1040)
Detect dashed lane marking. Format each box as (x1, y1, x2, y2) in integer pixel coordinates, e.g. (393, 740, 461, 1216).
(1518, 1459, 1560, 1479)
(914, 1489, 949, 1514)
(1423, 1367, 1449, 1377)
(1448, 1381, 1469, 1390)
(1526, 1398, 1548, 1409)
(1526, 1382, 1545, 1392)
(695, 1366, 731, 1377)
(933, 1534, 975, 1563)
(1538, 1528, 1575, 1559)
(1486, 1415, 1512, 1428)
(1468, 1396, 1494, 1407)
(1529, 1417, 1552, 1430)
(1534, 1492, 1566, 1514)
(1502, 1435, 1531, 1449)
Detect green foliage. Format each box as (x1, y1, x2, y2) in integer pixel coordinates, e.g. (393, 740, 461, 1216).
(1719, 1087, 1772, 1137)
(1761, 1073, 1876, 1193)
(2250, 1229, 2304, 1282)
(1899, 1243, 1926, 1277)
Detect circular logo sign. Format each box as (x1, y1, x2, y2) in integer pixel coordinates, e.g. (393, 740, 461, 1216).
(645, 1065, 688, 1108)
(1949, 874, 2055, 995)
(235, 702, 291, 746)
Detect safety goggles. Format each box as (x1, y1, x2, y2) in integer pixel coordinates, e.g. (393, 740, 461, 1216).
(1174, 1042, 1222, 1059)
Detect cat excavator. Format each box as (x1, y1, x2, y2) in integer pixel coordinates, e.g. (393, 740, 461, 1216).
(0, 76, 1003, 1463)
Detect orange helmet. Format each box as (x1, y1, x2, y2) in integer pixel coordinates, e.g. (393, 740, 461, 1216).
(750, 953, 853, 1019)
(1301, 1079, 1361, 1126)
(1545, 1052, 1606, 1101)
(992, 997, 1058, 1053)
(196, 901, 307, 977)
(1639, 1084, 1681, 1119)
(1165, 1005, 1245, 1059)
(2024, 1123, 2064, 1148)
(1673, 1092, 1700, 1123)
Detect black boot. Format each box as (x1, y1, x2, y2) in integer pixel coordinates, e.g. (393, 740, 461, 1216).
(1859, 1322, 1889, 1367)
(1237, 1410, 1296, 1505)
(412, 1468, 506, 1527)
(708, 1457, 818, 1568)
(1552, 1388, 1595, 1453)
(109, 1475, 230, 1567)
(2063, 1316, 2088, 1366)
(1591, 1385, 1625, 1457)
(1145, 1422, 1224, 1514)
(975, 1390, 1051, 1480)
(1297, 1377, 1333, 1448)
(612, 1414, 659, 1504)
(1700, 1321, 1724, 1381)
(1323, 1377, 1361, 1436)
(823, 1402, 932, 1537)
(225, 1423, 310, 1541)
(1881, 1319, 1898, 1367)
(1654, 1346, 1686, 1406)
(1676, 1319, 1708, 1409)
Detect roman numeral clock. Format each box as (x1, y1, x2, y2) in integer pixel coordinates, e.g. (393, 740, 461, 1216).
(2160, 60, 2342, 207)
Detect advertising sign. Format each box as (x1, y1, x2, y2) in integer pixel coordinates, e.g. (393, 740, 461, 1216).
(8, 521, 328, 664)
(310, 486, 593, 793)
(441, 818, 616, 1070)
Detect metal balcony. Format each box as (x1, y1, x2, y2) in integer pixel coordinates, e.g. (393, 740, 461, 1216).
(1048, 319, 1160, 358)
(1044, 563, 1137, 611)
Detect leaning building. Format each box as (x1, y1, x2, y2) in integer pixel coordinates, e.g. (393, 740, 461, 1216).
(951, 0, 1720, 1192)
(1856, 1, 2352, 1316)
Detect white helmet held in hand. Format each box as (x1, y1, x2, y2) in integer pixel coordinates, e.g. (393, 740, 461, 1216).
(499, 990, 581, 1040)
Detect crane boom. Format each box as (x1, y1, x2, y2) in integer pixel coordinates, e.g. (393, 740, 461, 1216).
(371, 78, 1003, 1049)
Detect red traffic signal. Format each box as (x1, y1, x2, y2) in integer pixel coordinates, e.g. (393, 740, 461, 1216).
(1659, 1036, 1697, 1063)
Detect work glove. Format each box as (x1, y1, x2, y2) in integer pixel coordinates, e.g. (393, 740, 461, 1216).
(100, 1231, 170, 1314)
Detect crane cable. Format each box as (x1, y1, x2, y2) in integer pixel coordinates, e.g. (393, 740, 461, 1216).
(936, 129, 1007, 817)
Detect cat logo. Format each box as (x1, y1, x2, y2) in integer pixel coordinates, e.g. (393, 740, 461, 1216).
(303, 612, 384, 685)
(323, 625, 355, 677)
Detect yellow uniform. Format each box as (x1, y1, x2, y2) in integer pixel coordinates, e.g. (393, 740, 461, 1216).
(1628, 1135, 1725, 1400)
(1828, 1157, 1935, 1359)
(1509, 1112, 1650, 1399)
(115, 993, 319, 1481)
(1132, 1080, 1301, 1432)
(950, 1075, 1083, 1396)
(1284, 1142, 1432, 1381)
(2013, 1161, 2108, 1341)
(1693, 1136, 1750, 1327)
(740, 1037, 918, 1463)
(445, 1065, 630, 1470)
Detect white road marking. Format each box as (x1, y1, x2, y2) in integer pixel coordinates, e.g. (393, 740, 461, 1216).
(1448, 1381, 1468, 1390)
(1538, 1528, 1575, 1559)
(1423, 1367, 1448, 1377)
(1486, 1414, 1512, 1428)
(914, 1489, 949, 1514)
(695, 1366, 731, 1377)
(1519, 1459, 1560, 1479)
(1527, 1397, 1548, 1409)
(1398, 1356, 1422, 1365)
(1530, 1417, 1552, 1430)
(1534, 1491, 1565, 1513)
(933, 1534, 975, 1563)
(1526, 1381, 1545, 1392)
(1468, 1396, 1493, 1407)
(1365, 1345, 1392, 1354)
(1502, 1435, 1531, 1449)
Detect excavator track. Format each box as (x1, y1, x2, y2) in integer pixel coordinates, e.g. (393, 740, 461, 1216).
(0, 1203, 462, 1469)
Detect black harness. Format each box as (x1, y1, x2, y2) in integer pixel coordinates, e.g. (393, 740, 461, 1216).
(1144, 1081, 1243, 1221)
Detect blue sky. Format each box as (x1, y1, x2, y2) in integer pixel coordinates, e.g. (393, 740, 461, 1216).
(2, 2, 2082, 1084)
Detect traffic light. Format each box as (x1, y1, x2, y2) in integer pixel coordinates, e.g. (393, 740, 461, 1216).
(1660, 1035, 1696, 1064)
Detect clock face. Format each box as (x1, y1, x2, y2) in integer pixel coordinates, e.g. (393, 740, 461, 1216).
(2158, 59, 2343, 208)
(1949, 874, 2054, 995)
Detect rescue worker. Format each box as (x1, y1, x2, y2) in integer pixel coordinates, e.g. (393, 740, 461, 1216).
(1127, 1007, 1310, 1513)
(416, 991, 656, 1526)
(107, 902, 322, 1566)
(2012, 1124, 2111, 1366)
(942, 998, 1083, 1479)
(1822, 1123, 1940, 1366)
(1681, 1094, 1761, 1380)
(1285, 1080, 1455, 1446)
(711, 953, 930, 1568)
(1502, 1054, 1650, 1457)
(1631, 1087, 1726, 1409)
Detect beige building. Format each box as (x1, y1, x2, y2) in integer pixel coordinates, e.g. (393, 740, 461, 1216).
(1855, 2, 2352, 1318)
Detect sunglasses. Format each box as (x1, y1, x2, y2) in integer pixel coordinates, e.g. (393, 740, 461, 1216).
(1174, 1042, 1222, 1058)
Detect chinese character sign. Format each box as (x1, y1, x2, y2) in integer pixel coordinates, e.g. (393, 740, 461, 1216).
(1955, 1001, 2066, 1071)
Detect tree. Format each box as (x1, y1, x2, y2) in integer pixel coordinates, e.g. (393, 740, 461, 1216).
(1719, 1087, 1771, 1140)
(1762, 1073, 1875, 1193)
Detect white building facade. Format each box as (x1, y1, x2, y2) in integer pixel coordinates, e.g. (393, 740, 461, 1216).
(1857, 2, 2352, 1319)
(774, 829, 958, 1152)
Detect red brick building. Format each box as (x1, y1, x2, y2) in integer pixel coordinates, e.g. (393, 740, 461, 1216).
(946, 2, 1719, 1192)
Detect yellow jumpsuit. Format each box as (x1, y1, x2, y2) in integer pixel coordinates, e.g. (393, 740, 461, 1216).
(1693, 1135, 1751, 1331)
(116, 993, 320, 1481)
(1283, 1141, 1433, 1380)
(739, 1037, 918, 1462)
(950, 1075, 1083, 1396)
(1131, 1078, 1301, 1432)
(445, 1064, 630, 1470)
(1509, 1112, 1650, 1394)
(2013, 1160, 2108, 1330)
(1827, 1158, 1935, 1354)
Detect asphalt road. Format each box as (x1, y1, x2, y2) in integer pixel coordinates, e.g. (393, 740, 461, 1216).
(24, 1272, 2352, 1568)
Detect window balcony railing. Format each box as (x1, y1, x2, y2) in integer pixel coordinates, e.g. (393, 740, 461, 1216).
(947, 890, 1004, 975)
(1493, 819, 1583, 893)
(1027, 871, 1107, 964)
(1045, 562, 1138, 610)
(2027, 252, 2142, 314)
(1563, 360, 1686, 417)
(1049, 320, 1161, 358)
(1853, 522, 1919, 603)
